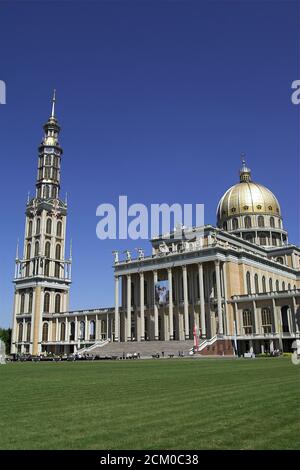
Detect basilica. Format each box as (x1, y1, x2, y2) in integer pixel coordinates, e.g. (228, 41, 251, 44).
(11, 95, 300, 356)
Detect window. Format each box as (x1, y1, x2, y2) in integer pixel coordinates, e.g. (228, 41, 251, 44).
(246, 271, 251, 295)
(28, 292, 33, 313)
(282, 282, 285, 291)
(276, 280, 279, 292)
(20, 293, 25, 314)
(55, 244, 61, 260)
(90, 320, 95, 340)
(70, 322, 75, 341)
(26, 322, 31, 342)
(232, 218, 238, 230)
(28, 221, 33, 237)
(261, 308, 272, 333)
(60, 322, 65, 341)
(260, 235, 266, 245)
(277, 257, 284, 264)
(258, 216, 264, 228)
(55, 294, 61, 313)
(270, 217, 275, 228)
(34, 241, 39, 257)
(288, 283, 291, 291)
(44, 260, 50, 277)
(262, 276, 266, 293)
(36, 218, 40, 235)
(56, 221, 62, 237)
(18, 323, 23, 342)
(26, 243, 31, 259)
(44, 292, 50, 313)
(45, 242, 51, 258)
(79, 321, 85, 340)
(46, 219, 52, 234)
(42, 323, 48, 342)
(269, 278, 273, 292)
(244, 216, 252, 228)
(243, 310, 252, 334)
(254, 274, 259, 293)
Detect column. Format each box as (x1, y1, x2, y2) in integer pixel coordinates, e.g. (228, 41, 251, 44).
(168, 268, 174, 340)
(85, 314, 89, 341)
(198, 263, 206, 337)
(272, 298, 279, 333)
(114, 275, 120, 342)
(292, 296, 299, 333)
(127, 274, 131, 341)
(222, 262, 229, 335)
(215, 260, 224, 334)
(182, 265, 190, 339)
(56, 318, 59, 342)
(153, 270, 159, 340)
(252, 300, 259, 335)
(234, 302, 240, 335)
(140, 272, 145, 341)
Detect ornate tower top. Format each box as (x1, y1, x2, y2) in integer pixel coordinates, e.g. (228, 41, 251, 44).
(239, 154, 252, 183)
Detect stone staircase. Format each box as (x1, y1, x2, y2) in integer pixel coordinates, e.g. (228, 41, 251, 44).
(86, 340, 195, 358)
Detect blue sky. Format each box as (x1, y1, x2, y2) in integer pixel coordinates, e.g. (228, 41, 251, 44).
(0, 0, 299, 327)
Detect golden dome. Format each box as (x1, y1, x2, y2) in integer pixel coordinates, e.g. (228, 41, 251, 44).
(217, 160, 281, 222)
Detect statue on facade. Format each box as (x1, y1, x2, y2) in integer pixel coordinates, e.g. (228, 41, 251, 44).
(112, 250, 119, 264)
(124, 250, 131, 261)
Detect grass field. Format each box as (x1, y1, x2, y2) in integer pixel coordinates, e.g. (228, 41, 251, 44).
(0, 357, 299, 450)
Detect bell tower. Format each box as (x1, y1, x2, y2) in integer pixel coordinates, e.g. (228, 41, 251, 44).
(11, 92, 72, 355)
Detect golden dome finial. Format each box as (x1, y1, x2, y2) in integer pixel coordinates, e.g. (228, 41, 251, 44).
(51, 89, 56, 118)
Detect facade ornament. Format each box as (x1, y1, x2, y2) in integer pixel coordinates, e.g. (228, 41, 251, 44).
(136, 248, 144, 260)
(124, 250, 131, 262)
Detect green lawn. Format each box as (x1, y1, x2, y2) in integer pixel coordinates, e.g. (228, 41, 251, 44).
(0, 358, 299, 450)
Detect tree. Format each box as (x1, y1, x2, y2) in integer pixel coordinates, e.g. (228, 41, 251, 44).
(0, 328, 12, 354)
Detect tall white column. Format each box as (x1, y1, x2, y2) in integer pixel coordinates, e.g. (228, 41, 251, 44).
(272, 298, 278, 333)
(168, 268, 174, 340)
(140, 272, 145, 341)
(292, 296, 299, 333)
(114, 275, 120, 342)
(153, 270, 159, 340)
(215, 260, 224, 335)
(56, 318, 59, 342)
(182, 265, 189, 339)
(198, 263, 206, 337)
(253, 300, 259, 335)
(85, 314, 89, 341)
(127, 274, 131, 341)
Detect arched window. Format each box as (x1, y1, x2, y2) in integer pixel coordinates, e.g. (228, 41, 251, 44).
(269, 278, 273, 292)
(20, 293, 25, 314)
(258, 216, 264, 228)
(55, 294, 61, 313)
(45, 242, 51, 258)
(261, 308, 272, 333)
(55, 244, 61, 260)
(70, 322, 75, 341)
(294, 285, 297, 290)
(60, 322, 65, 341)
(28, 220, 33, 237)
(26, 243, 31, 259)
(90, 320, 95, 340)
(232, 218, 239, 230)
(254, 274, 259, 293)
(54, 261, 59, 278)
(44, 260, 50, 277)
(34, 241, 39, 257)
(56, 221, 62, 237)
(26, 322, 31, 342)
(270, 217, 275, 228)
(246, 271, 251, 295)
(276, 280, 279, 292)
(36, 218, 41, 235)
(44, 292, 50, 313)
(46, 218, 52, 235)
(262, 276, 266, 293)
(282, 281, 285, 291)
(243, 309, 252, 334)
(18, 323, 23, 342)
(245, 216, 252, 229)
(79, 321, 85, 340)
(28, 292, 33, 313)
(288, 283, 291, 291)
(277, 257, 284, 264)
(42, 323, 48, 342)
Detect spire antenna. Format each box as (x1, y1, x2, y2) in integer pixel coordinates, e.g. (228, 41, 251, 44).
(51, 89, 56, 118)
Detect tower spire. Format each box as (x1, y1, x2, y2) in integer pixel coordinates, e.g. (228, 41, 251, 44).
(239, 153, 251, 182)
(51, 89, 56, 118)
